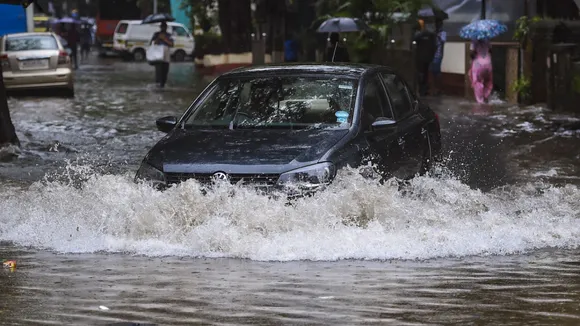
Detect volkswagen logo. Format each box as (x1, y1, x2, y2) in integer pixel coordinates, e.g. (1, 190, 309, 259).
(212, 172, 229, 182)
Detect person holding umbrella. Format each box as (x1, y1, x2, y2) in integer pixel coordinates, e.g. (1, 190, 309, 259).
(147, 19, 174, 88)
(143, 14, 175, 88)
(325, 33, 350, 62)
(58, 17, 81, 70)
(417, 6, 448, 96)
(460, 19, 507, 103)
(316, 17, 370, 62)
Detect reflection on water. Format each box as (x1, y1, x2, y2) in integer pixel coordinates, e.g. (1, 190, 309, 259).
(1, 59, 580, 324)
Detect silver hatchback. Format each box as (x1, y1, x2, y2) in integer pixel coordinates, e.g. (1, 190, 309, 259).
(0, 32, 74, 97)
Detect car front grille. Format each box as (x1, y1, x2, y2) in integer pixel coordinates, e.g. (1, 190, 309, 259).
(164, 172, 280, 187)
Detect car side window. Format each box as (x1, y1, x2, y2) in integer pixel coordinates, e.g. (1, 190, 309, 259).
(173, 26, 188, 37)
(380, 73, 413, 120)
(362, 75, 392, 128)
(190, 82, 239, 123)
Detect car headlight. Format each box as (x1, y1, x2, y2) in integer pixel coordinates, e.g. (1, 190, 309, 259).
(134, 161, 166, 187)
(277, 162, 336, 190)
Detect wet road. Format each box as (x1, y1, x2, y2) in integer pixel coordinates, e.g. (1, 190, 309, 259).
(1, 58, 580, 325)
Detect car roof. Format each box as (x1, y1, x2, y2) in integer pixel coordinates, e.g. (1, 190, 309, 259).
(3, 32, 57, 38)
(220, 62, 393, 78)
(121, 20, 184, 26)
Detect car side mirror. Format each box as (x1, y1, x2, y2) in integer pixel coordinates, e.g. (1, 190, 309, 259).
(156, 116, 177, 133)
(371, 117, 397, 128)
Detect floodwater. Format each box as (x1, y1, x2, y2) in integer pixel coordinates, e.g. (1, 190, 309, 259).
(1, 58, 580, 325)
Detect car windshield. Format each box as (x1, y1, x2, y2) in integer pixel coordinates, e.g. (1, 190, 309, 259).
(183, 75, 358, 130)
(5, 35, 58, 51)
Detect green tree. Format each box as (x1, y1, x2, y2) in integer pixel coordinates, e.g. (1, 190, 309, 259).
(180, 0, 251, 55)
(137, 0, 172, 18)
(179, 0, 217, 32)
(314, 0, 433, 62)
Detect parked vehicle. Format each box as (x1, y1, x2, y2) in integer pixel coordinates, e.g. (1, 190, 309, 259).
(113, 20, 195, 62)
(33, 14, 51, 32)
(95, 0, 141, 57)
(0, 32, 74, 97)
(134, 63, 442, 196)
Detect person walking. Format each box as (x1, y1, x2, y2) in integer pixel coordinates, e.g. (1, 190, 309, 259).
(429, 19, 446, 96)
(62, 23, 79, 70)
(468, 39, 493, 103)
(413, 19, 436, 96)
(325, 33, 350, 62)
(150, 22, 174, 88)
(80, 23, 92, 63)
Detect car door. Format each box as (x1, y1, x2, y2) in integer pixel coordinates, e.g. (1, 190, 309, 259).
(171, 25, 193, 55)
(379, 71, 426, 179)
(360, 74, 402, 177)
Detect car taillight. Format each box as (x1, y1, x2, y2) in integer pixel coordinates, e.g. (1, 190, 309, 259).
(58, 51, 70, 64)
(0, 54, 9, 69)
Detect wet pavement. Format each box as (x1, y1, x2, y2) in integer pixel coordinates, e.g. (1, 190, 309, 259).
(1, 57, 580, 325)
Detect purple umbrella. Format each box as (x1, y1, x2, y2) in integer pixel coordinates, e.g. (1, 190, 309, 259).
(55, 16, 80, 24)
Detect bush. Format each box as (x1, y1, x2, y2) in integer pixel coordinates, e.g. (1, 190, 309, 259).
(193, 32, 223, 58)
(511, 76, 532, 101)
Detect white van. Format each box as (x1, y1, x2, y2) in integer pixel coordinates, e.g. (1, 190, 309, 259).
(113, 20, 195, 62)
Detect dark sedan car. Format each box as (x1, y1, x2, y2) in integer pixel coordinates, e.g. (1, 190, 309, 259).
(135, 63, 442, 195)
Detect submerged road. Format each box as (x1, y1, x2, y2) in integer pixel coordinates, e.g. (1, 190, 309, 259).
(0, 58, 579, 325)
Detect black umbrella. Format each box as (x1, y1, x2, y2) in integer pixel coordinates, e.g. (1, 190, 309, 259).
(317, 17, 371, 62)
(141, 13, 175, 24)
(417, 6, 449, 21)
(317, 17, 371, 33)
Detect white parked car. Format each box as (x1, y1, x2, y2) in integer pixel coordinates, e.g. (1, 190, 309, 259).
(0, 32, 74, 97)
(113, 20, 195, 62)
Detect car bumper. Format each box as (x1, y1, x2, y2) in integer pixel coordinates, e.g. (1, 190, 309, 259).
(141, 177, 326, 200)
(98, 42, 119, 55)
(3, 68, 73, 90)
(99, 41, 114, 49)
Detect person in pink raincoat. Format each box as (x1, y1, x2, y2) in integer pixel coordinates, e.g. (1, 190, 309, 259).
(468, 39, 493, 103)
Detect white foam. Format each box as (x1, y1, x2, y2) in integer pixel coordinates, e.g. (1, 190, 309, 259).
(0, 164, 579, 262)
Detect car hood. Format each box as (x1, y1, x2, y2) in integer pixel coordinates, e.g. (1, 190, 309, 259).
(149, 128, 349, 173)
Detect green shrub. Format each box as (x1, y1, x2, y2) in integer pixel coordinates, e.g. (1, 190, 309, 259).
(511, 76, 531, 101)
(193, 32, 222, 58)
(573, 74, 580, 94)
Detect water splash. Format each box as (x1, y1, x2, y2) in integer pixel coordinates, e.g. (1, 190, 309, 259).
(0, 162, 579, 262)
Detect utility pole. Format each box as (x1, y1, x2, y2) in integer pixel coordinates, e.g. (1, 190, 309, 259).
(154, 0, 158, 14)
(481, 0, 486, 19)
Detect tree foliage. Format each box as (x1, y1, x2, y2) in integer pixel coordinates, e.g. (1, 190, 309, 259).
(179, 0, 252, 55)
(313, 0, 433, 62)
(315, 0, 433, 40)
(137, 0, 171, 17)
(179, 0, 217, 33)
